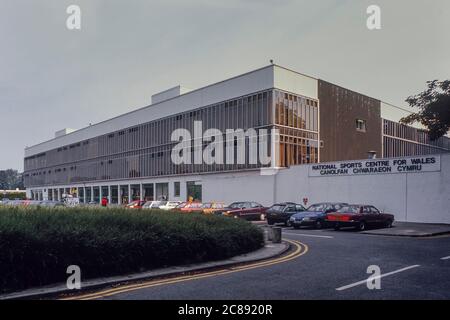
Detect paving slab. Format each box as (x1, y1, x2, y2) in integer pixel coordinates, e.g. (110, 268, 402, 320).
(361, 222, 450, 237)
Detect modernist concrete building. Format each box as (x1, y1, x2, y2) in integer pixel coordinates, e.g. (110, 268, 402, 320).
(24, 65, 450, 204)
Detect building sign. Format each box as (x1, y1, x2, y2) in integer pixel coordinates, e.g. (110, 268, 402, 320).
(309, 155, 441, 177)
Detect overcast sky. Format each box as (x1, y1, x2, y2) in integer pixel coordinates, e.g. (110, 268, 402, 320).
(1, 0, 449, 171)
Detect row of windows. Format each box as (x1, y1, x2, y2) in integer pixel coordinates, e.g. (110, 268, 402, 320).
(383, 119, 450, 150)
(25, 91, 278, 187)
(24, 89, 322, 188)
(25, 91, 273, 172)
(274, 91, 318, 131)
(383, 136, 450, 158)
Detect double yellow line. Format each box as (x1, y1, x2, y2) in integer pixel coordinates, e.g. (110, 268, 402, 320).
(61, 239, 308, 300)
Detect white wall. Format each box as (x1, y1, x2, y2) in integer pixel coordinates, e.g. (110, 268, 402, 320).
(203, 171, 276, 205)
(28, 154, 449, 223)
(273, 66, 318, 99)
(202, 154, 450, 224)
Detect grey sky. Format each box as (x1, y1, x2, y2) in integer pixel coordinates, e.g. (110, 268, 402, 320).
(1, 0, 449, 171)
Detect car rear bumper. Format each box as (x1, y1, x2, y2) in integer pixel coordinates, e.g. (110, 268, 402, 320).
(291, 220, 315, 227)
(267, 216, 289, 223)
(327, 220, 359, 227)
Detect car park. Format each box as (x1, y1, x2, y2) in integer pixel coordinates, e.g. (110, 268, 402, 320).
(326, 204, 394, 231)
(266, 202, 306, 226)
(221, 201, 268, 221)
(289, 202, 348, 229)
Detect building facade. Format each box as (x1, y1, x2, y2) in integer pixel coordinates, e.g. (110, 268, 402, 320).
(23, 65, 450, 203)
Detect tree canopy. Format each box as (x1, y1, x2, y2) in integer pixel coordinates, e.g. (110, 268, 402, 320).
(401, 80, 450, 140)
(0, 169, 24, 190)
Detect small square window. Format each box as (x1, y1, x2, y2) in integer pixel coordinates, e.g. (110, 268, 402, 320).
(356, 119, 367, 132)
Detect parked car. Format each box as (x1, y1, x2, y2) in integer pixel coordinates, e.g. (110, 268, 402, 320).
(201, 202, 225, 215)
(178, 202, 203, 213)
(39, 200, 65, 208)
(142, 200, 166, 209)
(266, 202, 306, 226)
(222, 201, 268, 221)
(289, 202, 348, 229)
(158, 201, 182, 211)
(126, 200, 147, 209)
(326, 204, 394, 231)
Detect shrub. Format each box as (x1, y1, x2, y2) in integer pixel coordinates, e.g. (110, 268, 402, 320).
(1, 192, 26, 200)
(0, 207, 264, 293)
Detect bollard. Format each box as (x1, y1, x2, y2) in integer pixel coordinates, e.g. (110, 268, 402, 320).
(266, 226, 273, 242)
(272, 226, 282, 243)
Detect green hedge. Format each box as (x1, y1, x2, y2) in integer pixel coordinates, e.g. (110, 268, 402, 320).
(0, 207, 264, 293)
(1, 192, 26, 200)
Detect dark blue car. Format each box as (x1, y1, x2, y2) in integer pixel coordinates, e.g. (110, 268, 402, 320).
(289, 202, 348, 229)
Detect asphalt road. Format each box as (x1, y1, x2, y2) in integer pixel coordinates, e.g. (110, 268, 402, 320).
(85, 225, 450, 300)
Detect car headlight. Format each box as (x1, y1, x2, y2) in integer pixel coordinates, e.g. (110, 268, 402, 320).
(303, 217, 310, 221)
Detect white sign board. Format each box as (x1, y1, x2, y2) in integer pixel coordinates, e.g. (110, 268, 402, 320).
(309, 155, 441, 177)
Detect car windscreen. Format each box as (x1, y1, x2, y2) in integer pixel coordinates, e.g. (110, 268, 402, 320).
(337, 206, 360, 214)
(269, 205, 286, 212)
(306, 204, 328, 212)
(228, 202, 245, 209)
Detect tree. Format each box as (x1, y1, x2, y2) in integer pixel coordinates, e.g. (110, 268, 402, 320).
(0, 169, 24, 190)
(400, 80, 450, 140)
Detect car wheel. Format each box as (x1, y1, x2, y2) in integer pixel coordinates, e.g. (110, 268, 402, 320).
(260, 213, 266, 221)
(315, 220, 323, 229)
(357, 221, 366, 231)
(285, 220, 291, 227)
(267, 219, 274, 225)
(334, 224, 340, 231)
(385, 220, 393, 228)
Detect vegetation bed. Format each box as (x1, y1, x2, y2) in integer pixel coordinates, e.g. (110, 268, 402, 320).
(0, 206, 264, 293)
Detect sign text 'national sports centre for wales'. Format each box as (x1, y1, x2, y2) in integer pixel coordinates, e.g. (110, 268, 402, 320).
(309, 155, 441, 177)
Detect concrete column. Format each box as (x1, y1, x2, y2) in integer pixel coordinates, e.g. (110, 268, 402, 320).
(128, 184, 132, 203)
(57, 189, 61, 201)
(108, 186, 112, 204)
(90, 186, 94, 203)
(99, 187, 103, 202)
(118, 185, 121, 205)
(140, 184, 143, 202)
(271, 128, 280, 168)
(83, 187, 86, 203)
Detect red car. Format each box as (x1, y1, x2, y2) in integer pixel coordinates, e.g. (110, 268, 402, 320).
(126, 200, 146, 209)
(221, 202, 268, 221)
(326, 205, 394, 231)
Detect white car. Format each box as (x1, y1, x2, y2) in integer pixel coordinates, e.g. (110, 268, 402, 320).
(158, 201, 182, 211)
(143, 200, 166, 209)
